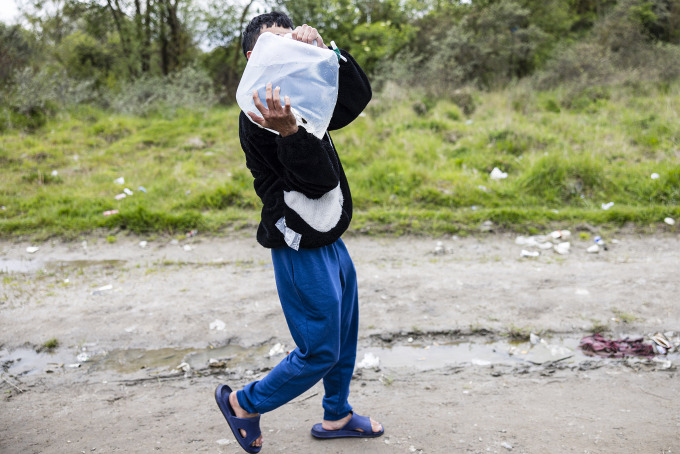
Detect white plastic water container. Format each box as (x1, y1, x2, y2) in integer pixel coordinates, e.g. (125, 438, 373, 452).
(236, 32, 340, 139)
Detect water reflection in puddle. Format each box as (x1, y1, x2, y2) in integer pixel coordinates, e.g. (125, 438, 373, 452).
(2, 338, 676, 377)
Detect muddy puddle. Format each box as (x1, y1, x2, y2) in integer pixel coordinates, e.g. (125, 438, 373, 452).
(0, 259, 126, 274)
(2, 337, 677, 377)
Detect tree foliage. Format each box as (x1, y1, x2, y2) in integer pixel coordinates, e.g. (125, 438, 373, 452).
(1, 0, 680, 127)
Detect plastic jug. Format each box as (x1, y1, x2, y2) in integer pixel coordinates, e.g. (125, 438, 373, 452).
(236, 32, 340, 139)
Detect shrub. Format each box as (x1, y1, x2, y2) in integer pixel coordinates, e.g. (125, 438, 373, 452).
(106, 66, 217, 116)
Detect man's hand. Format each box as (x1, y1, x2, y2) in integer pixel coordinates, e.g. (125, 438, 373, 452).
(291, 24, 328, 49)
(248, 83, 299, 137)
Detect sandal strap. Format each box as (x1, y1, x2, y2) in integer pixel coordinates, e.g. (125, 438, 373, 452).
(232, 415, 262, 446)
(343, 413, 373, 433)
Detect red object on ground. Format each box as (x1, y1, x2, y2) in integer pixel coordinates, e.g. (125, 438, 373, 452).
(579, 333, 655, 358)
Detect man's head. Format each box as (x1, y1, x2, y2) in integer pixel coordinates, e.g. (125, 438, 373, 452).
(242, 11, 294, 60)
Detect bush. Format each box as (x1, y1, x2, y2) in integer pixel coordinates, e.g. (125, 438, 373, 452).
(106, 66, 217, 116)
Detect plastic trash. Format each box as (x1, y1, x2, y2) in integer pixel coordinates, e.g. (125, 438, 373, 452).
(489, 167, 508, 180)
(123, 188, 133, 196)
(26, 246, 40, 254)
(103, 210, 119, 216)
(114, 177, 125, 185)
(139, 241, 147, 248)
(651, 173, 660, 179)
(92, 284, 113, 295)
(51, 170, 58, 176)
(356, 352, 380, 369)
(601, 202, 614, 210)
(521, 249, 539, 258)
(114, 193, 126, 200)
(549, 230, 571, 241)
(138, 186, 147, 193)
(209, 319, 226, 331)
(664, 217, 676, 226)
(268, 343, 286, 357)
(586, 244, 599, 253)
(554, 242, 570, 255)
(236, 32, 339, 139)
(183, 244, 193, 251)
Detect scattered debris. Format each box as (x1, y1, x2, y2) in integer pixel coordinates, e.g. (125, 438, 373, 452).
(650, 332, 677, 355)
(586, 244, 599, 253)
(520, 250, 539, 258)
(76, 352, 90, 362)
(269, 343, 286, 357)
(501, 442, 513, 450)
(209, 319, 226, 331)
(183, 244, 193, 252)
(664, 217, 675, 226)
(113, 177, 125, 185)
(357, 352, 380, 369)
(123, 188, 133, 196)
(139, 241, 148, 248)
(650, 173, 660, 179)
(479, 220, 494, 232)
(601, 202, 615, 210)
(550, 230, 571, 241)
(103, 210, 119, 216)
(209, 358, 226, 368)
(92, 284, 113, 295)
(138, 186, 147, 193)
(51, 170, 58, 176)
(186, 229, 198, 238)
(26, 246, 40, 254)
(554, 242, 570, 255)
(529, 333, 540, 345)
(114, 193, 126, 200)
(489, 167, 508, 180)
(176, 362, 191, 373)
(579, 334, 655, 358)
(1, 374, 26, 393)
(216, 439, 232, 446)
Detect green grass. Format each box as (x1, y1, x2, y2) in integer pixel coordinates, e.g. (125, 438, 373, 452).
(1, 82, 679, 239)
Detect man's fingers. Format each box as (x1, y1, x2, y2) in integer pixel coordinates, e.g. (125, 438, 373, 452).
(291, 26, 301, 40)
(264, 83, 275, 111)
(247, 111, 265, 126)
(252, 89, 268, 116)
(283, 96, 292, 115)
(302, 26, 315, 44)
(272, 86, 282, 111)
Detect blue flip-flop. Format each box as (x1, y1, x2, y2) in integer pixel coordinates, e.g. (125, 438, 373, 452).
(311, 412, 384, 439)
(214, 384, 262, 453)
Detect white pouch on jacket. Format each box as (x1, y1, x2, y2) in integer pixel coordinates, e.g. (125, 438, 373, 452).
(236, 32, 340, 139)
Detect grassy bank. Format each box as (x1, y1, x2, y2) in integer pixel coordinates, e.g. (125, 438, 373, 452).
(1, 82, 679, 240)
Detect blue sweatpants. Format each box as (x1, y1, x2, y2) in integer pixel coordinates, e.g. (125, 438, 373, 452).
(237, 238, 359, 421)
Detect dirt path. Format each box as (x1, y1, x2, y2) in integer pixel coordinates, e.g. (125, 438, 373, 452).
(1, 233, 678, 453)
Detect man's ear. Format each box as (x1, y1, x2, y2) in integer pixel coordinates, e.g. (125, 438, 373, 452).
(246, 50, 252, 60)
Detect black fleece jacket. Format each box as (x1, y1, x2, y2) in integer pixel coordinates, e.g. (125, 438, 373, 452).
(239, 49, 372, 249)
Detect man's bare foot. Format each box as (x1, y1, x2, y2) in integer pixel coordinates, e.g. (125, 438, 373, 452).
(321, 412, 383, 434)
(229, 391, 263, 448)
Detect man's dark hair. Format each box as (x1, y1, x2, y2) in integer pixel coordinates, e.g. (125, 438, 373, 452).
(242, 11, 294, 58)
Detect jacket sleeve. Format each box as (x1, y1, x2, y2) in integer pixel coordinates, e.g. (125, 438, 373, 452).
(328, 49, 372, 131)
(240, 113, 339, 199)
